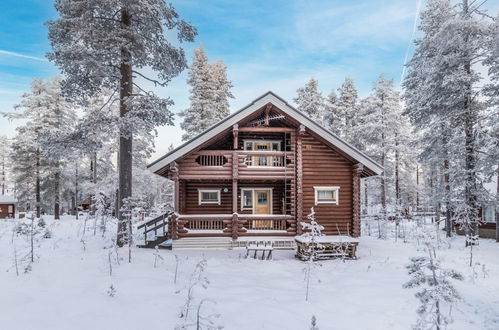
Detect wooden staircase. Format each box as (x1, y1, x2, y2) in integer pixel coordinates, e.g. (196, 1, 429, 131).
(137, 211, 174, 249)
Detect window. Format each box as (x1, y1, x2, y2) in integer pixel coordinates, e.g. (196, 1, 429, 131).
(198, 189, 221, 205)
(8, 205, 13, 213)
(241, 190, 253, 210)
(483, 205, 496, 223)
(314, 186, 339, 205)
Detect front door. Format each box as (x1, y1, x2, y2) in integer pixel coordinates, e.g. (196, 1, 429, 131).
(254, 190, 271, 214)
(253, 189, 272, 229)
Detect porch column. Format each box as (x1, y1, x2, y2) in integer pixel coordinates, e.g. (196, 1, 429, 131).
(296, 124, 305, 234)
(170, 161, 180, 212)
(352, 163, 364, 238)
(170, 161, 180, 240)
(232, 126, 239, 239)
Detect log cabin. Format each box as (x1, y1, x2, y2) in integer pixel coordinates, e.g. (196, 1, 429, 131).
(144, 92, 383, 249)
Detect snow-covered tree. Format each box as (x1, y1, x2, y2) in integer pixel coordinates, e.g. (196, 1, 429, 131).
(294, 78, 325, 125)
(7, 78, 75, 218)
(355, 75, 412, 218)
(403, 0, 489, 242)
(326, 78, 359, 140)
(0, 135, 10, 195)
(180, 45, 233, 141)
(46, 0, 197, 246)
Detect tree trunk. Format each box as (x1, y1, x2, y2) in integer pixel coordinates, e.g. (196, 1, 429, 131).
(91, 152, 97, 216)
(36, 147, 41, 218)
(395, 134, 400, 214)
(75, 165, 79, 220)
(462, 0, 478, 246)
(117, 7, 133, 247)
(54, 168, 60, 220)
(495, 163, 498, 243)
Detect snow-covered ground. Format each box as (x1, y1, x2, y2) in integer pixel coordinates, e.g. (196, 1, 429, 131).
(1, 216, 498, 330)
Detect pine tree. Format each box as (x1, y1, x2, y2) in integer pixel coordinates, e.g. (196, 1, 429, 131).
(46, 0, 196, 246)
(294, 78, 325, 125)
(355, 75, 406, 219)
(403, 0, 488, 242)
(483, 13, 499, 242)
(328, 78, 359, 139)
(0, 135, 10, 195)
(180, 46, 233, 141)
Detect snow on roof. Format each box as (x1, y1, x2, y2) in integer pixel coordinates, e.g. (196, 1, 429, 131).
(148, 91, 384, 175)
(0, 195, 17, 204)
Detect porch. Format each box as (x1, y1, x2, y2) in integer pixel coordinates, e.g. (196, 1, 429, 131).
(176, 213, 297, 238)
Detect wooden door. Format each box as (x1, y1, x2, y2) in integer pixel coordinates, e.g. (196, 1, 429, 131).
(254, 190, 270, 214)
(253, 189, 272, 229)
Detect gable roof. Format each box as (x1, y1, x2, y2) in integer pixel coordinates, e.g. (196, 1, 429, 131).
(148, 91, 383, 175)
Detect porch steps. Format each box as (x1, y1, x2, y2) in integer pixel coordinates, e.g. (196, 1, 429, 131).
(171, 236, 296, 250)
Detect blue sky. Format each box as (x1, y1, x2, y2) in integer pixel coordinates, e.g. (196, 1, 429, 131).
(1, 0, 497, 158)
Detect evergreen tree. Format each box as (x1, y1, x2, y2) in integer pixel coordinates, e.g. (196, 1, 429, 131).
(328, 78, 359, 139)
(403, 0, 488, 242)
(294, 78, 325, 125)
(46, 0, 196, 246)
(355, 75, 409, 217)
(0, 135, 10, 195)
(180, 46, 233, 141)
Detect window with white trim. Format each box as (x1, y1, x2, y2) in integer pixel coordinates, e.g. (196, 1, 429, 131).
(314, 186, 339, 205)
(483, 205, 496, 223)
(198, 189, 221, 205)
(241, 189, 253, 210)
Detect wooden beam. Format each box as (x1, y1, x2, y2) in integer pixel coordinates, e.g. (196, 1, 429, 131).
(264, 104, 272, 126)
(170, 161, 180, 213)
(296, 126, 305, 235)
(352, 163, 364, 238)
(238, 127, 294, 133)
(232, 124, 239, 150)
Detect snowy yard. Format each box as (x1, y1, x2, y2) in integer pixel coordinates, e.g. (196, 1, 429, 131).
(1, 216, 498, 330)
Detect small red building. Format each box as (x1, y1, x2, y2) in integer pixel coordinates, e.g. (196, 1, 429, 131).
(0, 195, 16, 219)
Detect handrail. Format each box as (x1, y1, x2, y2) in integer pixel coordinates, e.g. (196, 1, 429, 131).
(138, 211, 174, 244)
(137, 211, 174, 229)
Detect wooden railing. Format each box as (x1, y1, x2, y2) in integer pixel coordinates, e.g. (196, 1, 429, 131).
(179, 215, 231, 231)
(137, 211, 174, 243)
(244, 218, 288, 231)
(184, 219, 227, 230)
(178, 150, 294, 180)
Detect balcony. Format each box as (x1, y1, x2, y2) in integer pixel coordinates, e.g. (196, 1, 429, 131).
(178, 150, 294, 180)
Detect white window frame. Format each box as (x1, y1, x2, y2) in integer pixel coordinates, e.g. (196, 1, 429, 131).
(242, 140, 281, 151)
(314, 186, 340, 205)
(198, 189, 221, 205)
(482, 204, 496, 223)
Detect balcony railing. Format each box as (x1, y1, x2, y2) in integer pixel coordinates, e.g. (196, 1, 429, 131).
(178, 150, 294, 180)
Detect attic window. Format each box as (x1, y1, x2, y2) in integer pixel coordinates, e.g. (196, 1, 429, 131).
(196, 155, 228, 166)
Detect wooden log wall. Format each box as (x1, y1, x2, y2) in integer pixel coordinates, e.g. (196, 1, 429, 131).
(301, 132, 355, 236)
